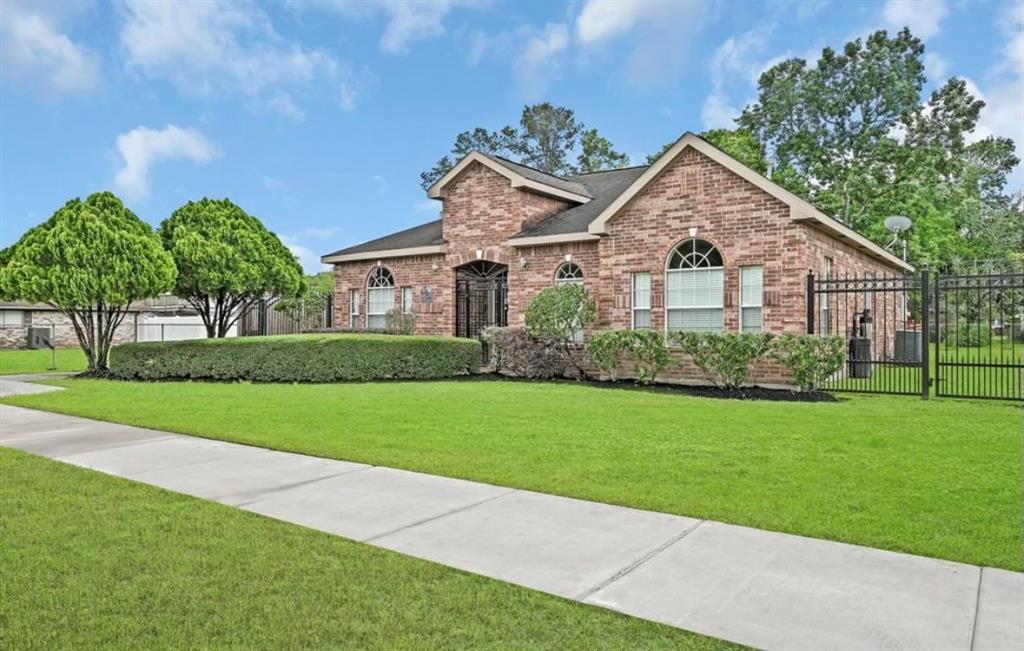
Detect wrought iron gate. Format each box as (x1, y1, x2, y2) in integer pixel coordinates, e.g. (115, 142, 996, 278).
(808, 267, 1023, 401)
(455, 261, 508, 343)
(808, 271, 929, 397)
(934, 271, 1023, 401)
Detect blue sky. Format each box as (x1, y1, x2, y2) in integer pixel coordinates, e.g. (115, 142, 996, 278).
(2, 0, 1021, 272)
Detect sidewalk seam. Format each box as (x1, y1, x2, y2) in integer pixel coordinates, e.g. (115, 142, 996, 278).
(575, 519, 706, 602)
(968, 566, 984, 651)
(363, 488, 518, 543)
(231, 466, 377, 507)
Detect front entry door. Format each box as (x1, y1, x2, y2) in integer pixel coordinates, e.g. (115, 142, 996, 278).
(455, 261, 508, 340)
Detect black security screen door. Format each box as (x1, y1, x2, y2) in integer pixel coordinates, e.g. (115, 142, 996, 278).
(455, 260, 508, 340)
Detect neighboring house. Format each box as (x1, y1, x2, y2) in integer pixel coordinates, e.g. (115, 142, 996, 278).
(0, 301, 141, 349)
(323, 132, 912, 383)
(0, 294, 227, 349)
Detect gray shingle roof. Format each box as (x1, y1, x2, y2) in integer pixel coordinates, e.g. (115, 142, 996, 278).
(321, 162, 650, 259)
(512, 165, 648, 238)
(481, 154, 592, 198)
(323, 218, 442, 258)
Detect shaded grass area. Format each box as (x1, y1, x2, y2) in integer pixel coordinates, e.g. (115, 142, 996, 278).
(0, 348, 86, 375)
(0, 448, 730, 650)
(5, 376, 1021, 570)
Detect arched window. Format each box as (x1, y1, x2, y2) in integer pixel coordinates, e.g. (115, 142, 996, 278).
(666, 239, 724, 332)
(554, 261, 583, 285)
(366, 267, 395, 330)
(554, 261, 585, 341)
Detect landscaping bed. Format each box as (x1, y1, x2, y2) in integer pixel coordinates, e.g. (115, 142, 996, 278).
(0, 448, 723, 649)
(6, 376, 1020, 570)
(109, 333, 481, 382)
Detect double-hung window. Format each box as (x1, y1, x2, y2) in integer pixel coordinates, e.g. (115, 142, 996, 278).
(366, 267, 394, 330)
(739, 266, 764, 332)
(349, 290, 360, 329)
(665, 239, 724, 332)
(554, 262, 585, 342)
(402, 287, 414, 314)
(632, 273, 651, 329)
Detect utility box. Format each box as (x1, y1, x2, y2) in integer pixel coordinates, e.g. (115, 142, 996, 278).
(847, 337, 872, 379)
(27, 327, 51, 349)
(895, 330, 922, 363)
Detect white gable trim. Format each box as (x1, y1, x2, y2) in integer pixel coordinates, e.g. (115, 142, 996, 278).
(506, 232, 600, 247)
(426, 151, 591, 204)
(322, 244, 446, 264)
(587, 132, 912, 272)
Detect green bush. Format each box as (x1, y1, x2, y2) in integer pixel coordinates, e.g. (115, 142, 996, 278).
(670, 332, 774, 390)
(585, 330, 672, 384)
(946, 324, 992, 347)
(385, 309, 417, 335)
(585, 330, 631, 380)
(110, 334, 481, 382)
(770, 334, 846, 392)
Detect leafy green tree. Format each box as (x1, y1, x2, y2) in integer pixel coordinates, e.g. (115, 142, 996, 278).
(0, 192, 175, 372)
(159, 199, 303, 338)
(420, 103, 629, 189)
(739, 29, 927, 230)
(577, 128, 631, 173)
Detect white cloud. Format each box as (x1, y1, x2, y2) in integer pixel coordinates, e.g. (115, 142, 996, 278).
(280, 235, 327, 274)
(119, 1, 337, 115)
(0, 2, 99, 96)
(515, 23, 569, 100)
(964, 4, 1024, 184)
(290, 0, 475, 54)
(339, 81, 357, 112)
(574, 0, 709, 87)
(414, 199, 440, 215)
(114, 125, 219, 199)
(700, 26, 774, 130)
(882, 0, 948, 39)
(924, 51, 949, 82)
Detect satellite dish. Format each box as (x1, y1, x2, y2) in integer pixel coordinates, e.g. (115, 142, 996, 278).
(884, 215, 912, 233)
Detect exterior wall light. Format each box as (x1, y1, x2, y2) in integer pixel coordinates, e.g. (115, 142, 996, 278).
(431, 262, 439, 272)
(519, 257, 528, 269)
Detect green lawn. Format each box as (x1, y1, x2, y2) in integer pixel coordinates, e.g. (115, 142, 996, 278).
(0, 448, 729, 650)
(5, 377, 1020, 570)
(832, 338, 1023, 399)
(0, 348, 87, 375)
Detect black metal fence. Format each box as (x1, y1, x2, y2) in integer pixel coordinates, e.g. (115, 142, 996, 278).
(934, 271, 1023, 401)
(808, 267, 1023, 401)
(808, 271, 929, 397)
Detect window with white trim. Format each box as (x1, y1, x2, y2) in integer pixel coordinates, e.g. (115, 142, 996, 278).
(554, 261, 584, 342)
(349, 290, 360, 330)
(632, 273, 651, 329)
(402, 287, 413, 314)
(665, 239, 724, 332)
(739, 266, 763, 332)
(0, 309, 24, 327)
(366, 267, 394, 330)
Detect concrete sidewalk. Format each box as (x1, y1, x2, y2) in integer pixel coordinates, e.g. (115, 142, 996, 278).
(1, 394, 1020, 650)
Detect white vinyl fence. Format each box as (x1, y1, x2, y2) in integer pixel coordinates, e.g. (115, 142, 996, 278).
(135, 315, 237, 342)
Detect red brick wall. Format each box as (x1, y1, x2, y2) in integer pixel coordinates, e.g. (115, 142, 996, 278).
(329, 147, 905, 385)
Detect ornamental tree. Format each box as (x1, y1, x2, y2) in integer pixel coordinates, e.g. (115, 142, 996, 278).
(0, 192, 176, 372)
(524, 283, 596, 378)
(159, 199, 302, 338)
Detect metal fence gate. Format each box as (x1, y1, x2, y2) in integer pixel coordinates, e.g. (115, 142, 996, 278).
(808, 271, 929, 397)
(934, 271, 1023, 401)
(808, 267, 1023, 401)
(238, 292, 334, 337)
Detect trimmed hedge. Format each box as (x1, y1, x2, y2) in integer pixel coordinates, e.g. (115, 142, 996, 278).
(110, 334, 482, 382)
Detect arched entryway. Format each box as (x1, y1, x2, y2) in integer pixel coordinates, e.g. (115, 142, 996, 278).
(455, 260, 508, 340)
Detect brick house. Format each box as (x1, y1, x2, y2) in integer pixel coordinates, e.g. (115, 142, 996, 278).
(323, 133, 912, 384)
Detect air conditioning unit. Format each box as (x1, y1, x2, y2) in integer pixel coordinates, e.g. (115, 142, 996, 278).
(27, 327, 52, 349)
